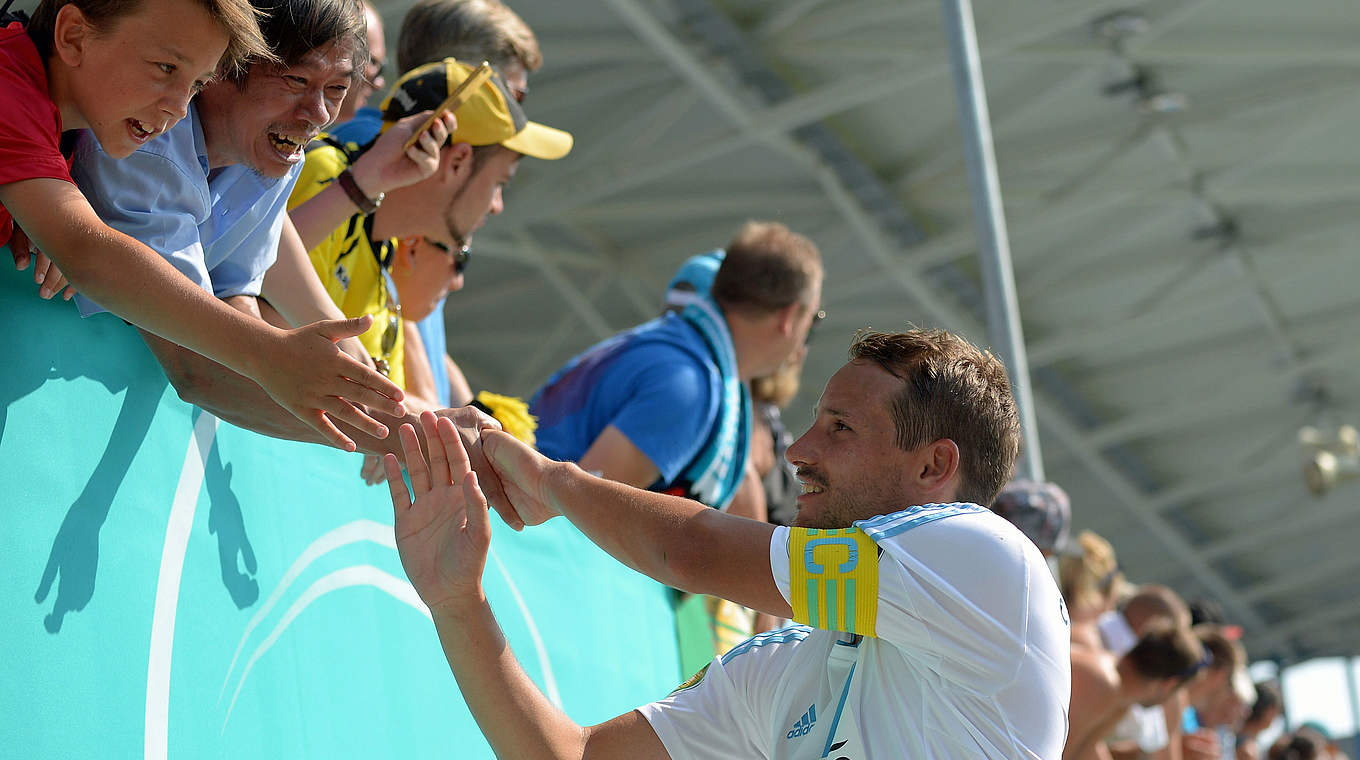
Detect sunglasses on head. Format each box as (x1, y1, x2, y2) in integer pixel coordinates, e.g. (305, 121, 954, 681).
(425, 238, 471, 274)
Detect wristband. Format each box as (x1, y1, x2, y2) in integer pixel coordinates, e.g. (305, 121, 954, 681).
(337, 168, 384, 215)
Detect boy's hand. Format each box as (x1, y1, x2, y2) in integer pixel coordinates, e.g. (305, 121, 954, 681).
(11, 226, 75, 300)
(257, 316, 407, 451)
(349, 111, 457, 199)
(360, 453, 387, 485)
(385, 413, 491, 612)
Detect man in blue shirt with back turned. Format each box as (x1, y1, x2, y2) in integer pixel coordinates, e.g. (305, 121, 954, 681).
(530, 221, 823, 512)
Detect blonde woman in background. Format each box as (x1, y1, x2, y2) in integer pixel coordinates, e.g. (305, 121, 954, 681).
(1061, 530, 1124, 652)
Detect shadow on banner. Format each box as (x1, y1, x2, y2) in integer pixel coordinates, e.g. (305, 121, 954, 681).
(0, 254, 684, 758)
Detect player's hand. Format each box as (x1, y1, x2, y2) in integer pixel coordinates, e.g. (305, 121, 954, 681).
(349, 110, 456, 198)
(256, 316, 406, 451)
(481, 429, 563, 529)
(385, 413, 491, 612)
(433, 405, 511, 523)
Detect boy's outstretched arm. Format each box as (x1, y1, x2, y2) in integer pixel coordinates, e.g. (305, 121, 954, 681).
(1, 177, 405, 451)
(386, 414, 669, 760)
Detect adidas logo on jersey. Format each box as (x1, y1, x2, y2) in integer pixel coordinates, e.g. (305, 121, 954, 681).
(786, 704, 817, 739)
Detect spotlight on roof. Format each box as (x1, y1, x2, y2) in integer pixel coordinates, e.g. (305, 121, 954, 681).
(1300, 424, 1360, 497)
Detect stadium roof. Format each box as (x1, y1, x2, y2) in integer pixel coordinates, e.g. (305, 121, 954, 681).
(374, 0, 1360, 662)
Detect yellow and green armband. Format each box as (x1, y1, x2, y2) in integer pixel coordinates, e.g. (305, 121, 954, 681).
(788, 527, 879, 636)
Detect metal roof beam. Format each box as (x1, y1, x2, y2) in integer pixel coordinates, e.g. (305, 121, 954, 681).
(1240, 552, 1360, 604)
(1197, 495, 1359, 562)
(598, 0, 1284, 658)
(515, 0, 1140, 225)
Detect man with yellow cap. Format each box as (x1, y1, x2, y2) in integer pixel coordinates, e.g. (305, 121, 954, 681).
(287, 58, 571, 391)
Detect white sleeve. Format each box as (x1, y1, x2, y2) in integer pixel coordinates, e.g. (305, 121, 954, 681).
(772, 510, 1035, 693)
(870, 512, 1035, 691)
(638, 657, 768, 760)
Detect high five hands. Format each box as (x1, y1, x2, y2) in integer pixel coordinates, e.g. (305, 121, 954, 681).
(384, 411, 567, 608)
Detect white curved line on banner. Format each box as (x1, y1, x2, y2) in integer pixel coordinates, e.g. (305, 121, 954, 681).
(222, 564, 428, 732)
(487, 546, 562, 708)
(218, 519, 395, 701)
(146, 412, 220, 760)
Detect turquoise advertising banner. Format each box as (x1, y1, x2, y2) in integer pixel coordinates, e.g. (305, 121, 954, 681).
(0, 257, 684, 757)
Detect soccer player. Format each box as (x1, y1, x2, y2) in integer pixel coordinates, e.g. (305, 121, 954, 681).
(385, 328, 1072, 758)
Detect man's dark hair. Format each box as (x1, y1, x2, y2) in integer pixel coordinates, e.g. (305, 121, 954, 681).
(1193, 623, 1245, 675)
(847, 328, 1021, 506)
(396, 0, 541, 77)
(710, 221, 822, 316)
(1125, 620, 1205, 681)
(28, 0, 270, 74)
(223, 0, 367, 84)
(1247, 681, 1282, 724)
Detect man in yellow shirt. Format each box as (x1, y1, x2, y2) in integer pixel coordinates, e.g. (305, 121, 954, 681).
(288, 58, 571, 387)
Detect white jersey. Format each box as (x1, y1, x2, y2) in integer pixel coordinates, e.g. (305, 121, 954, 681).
(639, 503, 1071, 759)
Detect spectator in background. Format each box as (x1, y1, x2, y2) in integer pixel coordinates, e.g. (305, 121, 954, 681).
(989, 478, 1075, 559)
(1062, 530, 1124, 652)
(530, 222, 823, 513)
(749, 355, 806, 528)
(68, 0, 417, 451)
(328, 0, 543, 408)
(1183, 624, 1256, 756)
(288, 58, 570, 392)
(332, 0, 385, 124)
(1269, 730, 1326, 760)
(2, 0, 399, 449)
(1065, 621, 1208, 760)
(1098, 584, 1196, 760)
(1236, 681, 1283, 760)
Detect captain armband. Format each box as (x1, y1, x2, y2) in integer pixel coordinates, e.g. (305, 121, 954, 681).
(787, 527, 879, 636)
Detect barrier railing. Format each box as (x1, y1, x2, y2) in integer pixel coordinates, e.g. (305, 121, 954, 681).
(1, 256, 683, 758)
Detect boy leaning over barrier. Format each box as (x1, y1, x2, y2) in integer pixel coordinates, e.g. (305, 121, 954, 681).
(0, 0, 405, 451)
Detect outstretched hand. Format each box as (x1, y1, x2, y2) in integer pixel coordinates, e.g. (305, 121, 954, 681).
(481, 429, 563, 529)
(258, 316, 407, 451)
(385, 412, 491, 612)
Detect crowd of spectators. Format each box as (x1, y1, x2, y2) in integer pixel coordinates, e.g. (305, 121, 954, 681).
(0, 0, 1341, 756)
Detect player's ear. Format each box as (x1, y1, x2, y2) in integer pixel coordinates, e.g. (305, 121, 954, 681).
(915, 438, 960, 496)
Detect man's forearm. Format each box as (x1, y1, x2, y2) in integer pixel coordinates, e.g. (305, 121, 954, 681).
(542, 462, 788, 616)
(430, 595, 590, 760)
(260, 215, 348, 327)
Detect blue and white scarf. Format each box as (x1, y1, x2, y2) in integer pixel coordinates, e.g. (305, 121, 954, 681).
(665, 288, 752, 509)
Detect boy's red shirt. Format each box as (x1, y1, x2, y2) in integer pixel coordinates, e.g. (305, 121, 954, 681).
(0, 21, 75, 248)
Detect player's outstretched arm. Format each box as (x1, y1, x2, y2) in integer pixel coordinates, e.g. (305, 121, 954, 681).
(482, 430, 793, 618)
(385, 413, 669, 760)
(2, 178, 406, 451)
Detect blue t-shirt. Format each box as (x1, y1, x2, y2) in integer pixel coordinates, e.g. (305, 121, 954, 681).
(530, 314, 722, 488)
(331, 109, 452, 405)
(417, 295, 452, 407)
(70, 103, 301, 316)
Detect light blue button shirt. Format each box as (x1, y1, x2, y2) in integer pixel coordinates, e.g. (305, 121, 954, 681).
(70, 103, 302, 316)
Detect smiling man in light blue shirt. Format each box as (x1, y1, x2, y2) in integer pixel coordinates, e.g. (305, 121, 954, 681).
(72, 99, 297, 316)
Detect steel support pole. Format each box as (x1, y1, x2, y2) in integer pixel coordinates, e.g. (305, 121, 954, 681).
(940, 0, 1045, 481)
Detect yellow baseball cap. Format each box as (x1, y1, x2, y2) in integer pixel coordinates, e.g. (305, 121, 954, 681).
(379, 58, 572, 161)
